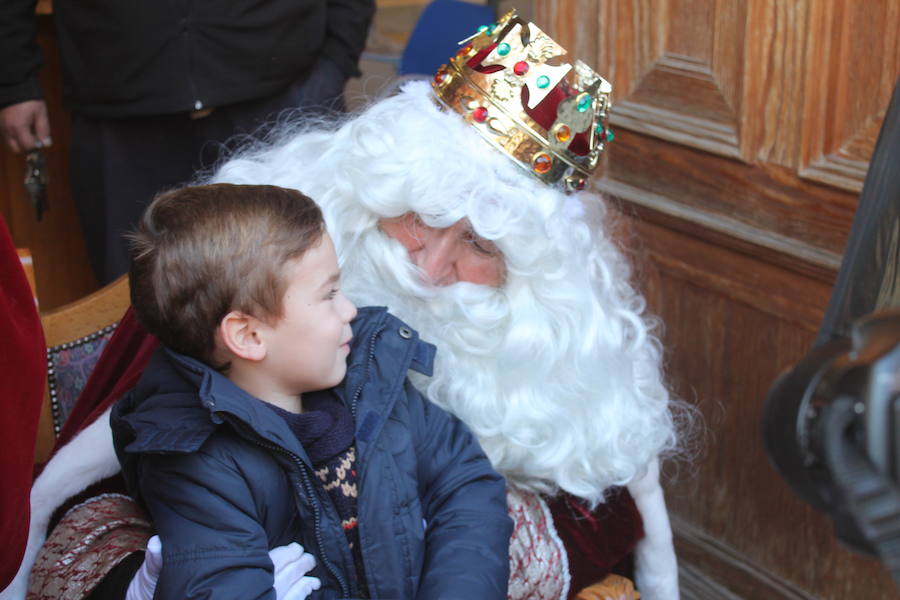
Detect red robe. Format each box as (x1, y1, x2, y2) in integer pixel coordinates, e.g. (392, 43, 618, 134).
(0, 217, 46, 589)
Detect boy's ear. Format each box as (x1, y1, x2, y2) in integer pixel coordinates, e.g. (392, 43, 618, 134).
(218, 311, 267, 362)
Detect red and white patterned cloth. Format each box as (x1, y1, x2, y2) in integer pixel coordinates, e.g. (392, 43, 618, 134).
(507, 486, 570, 600)
(27, 494, 152, 600)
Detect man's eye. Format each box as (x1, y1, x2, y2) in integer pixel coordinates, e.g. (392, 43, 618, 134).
(464, 231, 500, 256)
(472, 240, 500, 256)
(326, 288, 339, 299)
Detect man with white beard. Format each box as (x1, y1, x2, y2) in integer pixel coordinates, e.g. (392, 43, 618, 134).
(5, 11, 683, 600)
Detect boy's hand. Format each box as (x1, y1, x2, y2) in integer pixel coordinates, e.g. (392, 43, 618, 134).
(126, 537, 321, 600)
(270, 542, 322, 599)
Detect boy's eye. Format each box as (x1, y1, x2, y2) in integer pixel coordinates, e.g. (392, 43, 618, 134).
(326, 288, 339, 299)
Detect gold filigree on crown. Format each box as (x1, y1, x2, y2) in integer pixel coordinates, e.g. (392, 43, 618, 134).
(432, 10, 613, 192)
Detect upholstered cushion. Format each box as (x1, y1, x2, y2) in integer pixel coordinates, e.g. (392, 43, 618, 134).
(47, 326, 117, 435)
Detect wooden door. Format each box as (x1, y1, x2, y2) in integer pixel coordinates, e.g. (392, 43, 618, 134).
(534, 0, 900, 597)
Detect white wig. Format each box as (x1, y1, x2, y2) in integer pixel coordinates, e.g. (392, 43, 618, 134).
(211, 80, 678, 505)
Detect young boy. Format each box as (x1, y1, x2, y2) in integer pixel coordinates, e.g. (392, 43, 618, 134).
(110, 183, 512, 599)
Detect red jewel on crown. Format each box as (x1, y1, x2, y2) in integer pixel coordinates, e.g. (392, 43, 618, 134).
(472, 107, 489, 123)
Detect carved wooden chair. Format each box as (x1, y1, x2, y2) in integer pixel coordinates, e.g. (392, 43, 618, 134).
(15, 248, 38, 304)
(33, 275, 130, 464)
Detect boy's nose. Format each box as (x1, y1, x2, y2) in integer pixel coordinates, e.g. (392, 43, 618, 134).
(340, 292, 358, 322)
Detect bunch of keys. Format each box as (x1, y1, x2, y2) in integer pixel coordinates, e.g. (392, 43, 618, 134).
(24, 150, 49, 221)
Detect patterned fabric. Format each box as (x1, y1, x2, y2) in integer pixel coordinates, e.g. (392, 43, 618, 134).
(27, 493, 152, 600)
(49, 330, 115, 433)
(314, 445, 360, 540)
(314, 444, 366, 595)
(507, 486, 570, 600)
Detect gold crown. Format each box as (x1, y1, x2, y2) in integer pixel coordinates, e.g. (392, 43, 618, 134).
(432, 10, 613, 192)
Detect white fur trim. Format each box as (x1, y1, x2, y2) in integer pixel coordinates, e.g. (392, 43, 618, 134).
(0, 408, 120, 600)
(628, 458, 679, 600)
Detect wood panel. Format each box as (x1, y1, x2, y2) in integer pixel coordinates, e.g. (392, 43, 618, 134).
(547, 0, 900, 188)
(534, 0, 864, 276)
(603, 128, 855, 281)
(0, 15, 96, 310)
(612, 0, 747, 160)
(799, 1, 900, 191)
(617, 211, 898, 598)
(535, 0, 900, 597)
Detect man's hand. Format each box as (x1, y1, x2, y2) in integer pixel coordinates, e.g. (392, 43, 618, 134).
(125, 535, 163, 600)
(125, 537, 322, 600)
(270, 542, 322, 599)
(0, 100, 51, 154)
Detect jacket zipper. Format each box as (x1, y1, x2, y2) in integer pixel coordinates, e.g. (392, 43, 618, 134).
(347, 323, 386, 598)
(230, 421, 353, 598)
(349, 324, 386, 420)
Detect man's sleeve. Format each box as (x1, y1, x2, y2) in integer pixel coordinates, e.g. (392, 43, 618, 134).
(410, 382, 513, 599)
(0, 0, 43, 107)
(321, 0, 376, 79)
(136, 449, 277, 600)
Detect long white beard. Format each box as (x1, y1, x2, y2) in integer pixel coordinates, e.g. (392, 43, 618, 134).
(332, 218, 674, 506)
(212, 80, 678, 505)
(337, 225, 510, 395)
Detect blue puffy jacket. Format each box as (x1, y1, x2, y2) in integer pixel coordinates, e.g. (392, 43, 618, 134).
(111, 307, 512, 599)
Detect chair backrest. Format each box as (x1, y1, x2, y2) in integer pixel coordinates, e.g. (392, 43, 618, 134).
(399, 0, 497, 76)
(34, 275, 130, 463)
(16, 248, 38, 304)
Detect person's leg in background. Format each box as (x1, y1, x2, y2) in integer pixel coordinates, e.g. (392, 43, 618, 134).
(70, 113, 200, 285)
(70, 58, 351, 286)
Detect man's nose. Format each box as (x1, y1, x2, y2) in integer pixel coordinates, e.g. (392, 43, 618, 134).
(416, 230, 457, 286)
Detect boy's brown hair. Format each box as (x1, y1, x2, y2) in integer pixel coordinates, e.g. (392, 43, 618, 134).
(129, 183, 325, 368)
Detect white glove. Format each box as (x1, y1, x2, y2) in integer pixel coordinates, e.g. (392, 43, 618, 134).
(124, 537, 321, 600)
(270, 542, 322, 600)
(125, 535, 163, 600)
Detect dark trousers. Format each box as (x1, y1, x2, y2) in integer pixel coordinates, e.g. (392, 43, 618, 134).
(71, 59, 347, 285)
